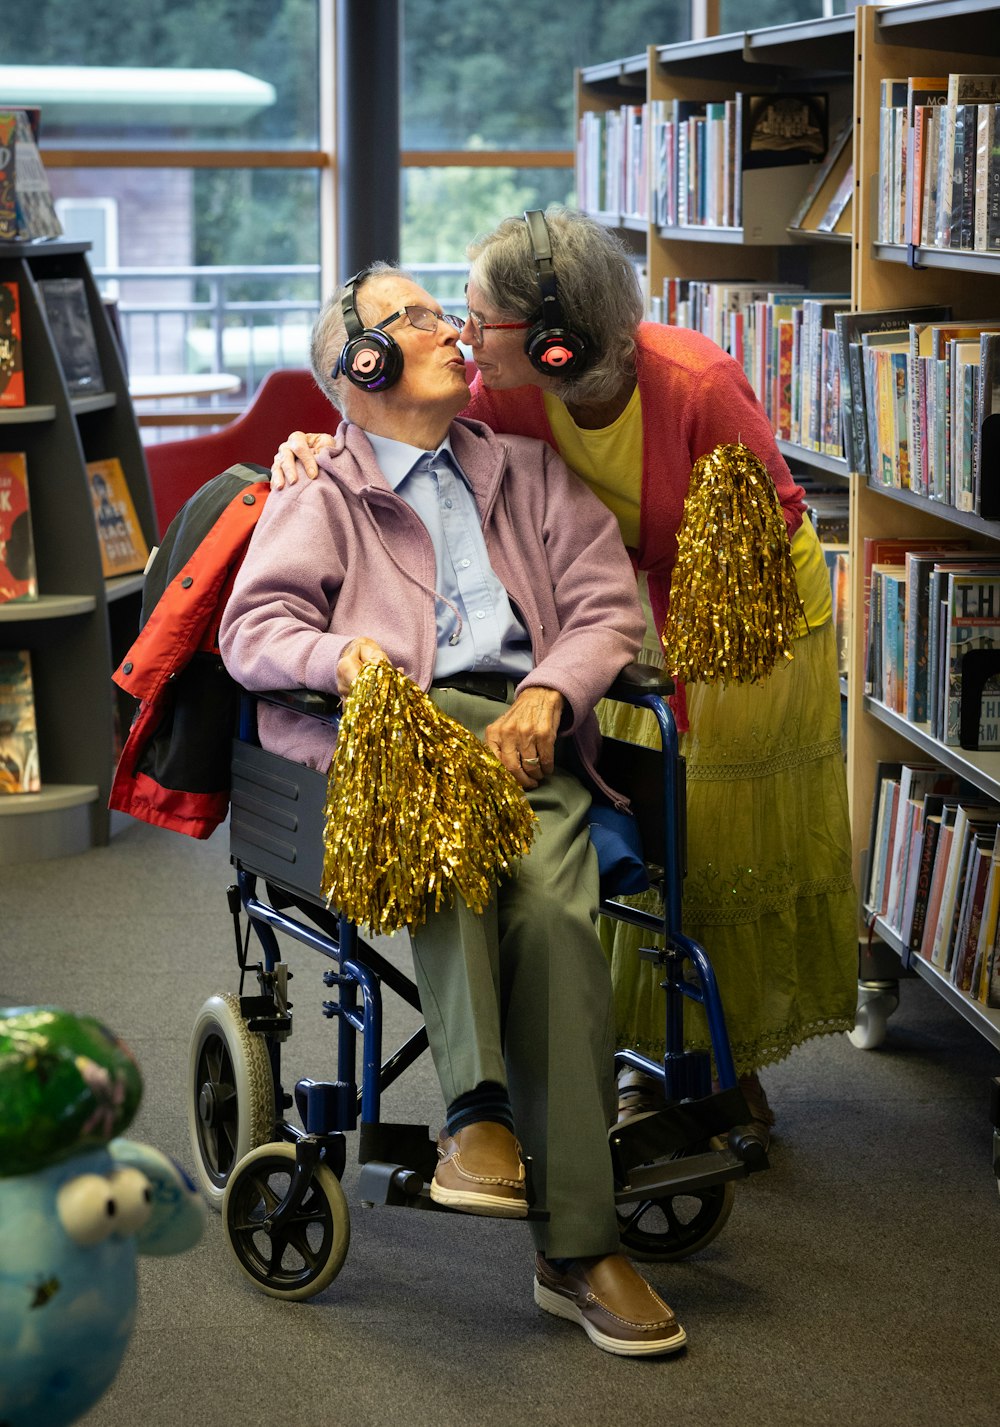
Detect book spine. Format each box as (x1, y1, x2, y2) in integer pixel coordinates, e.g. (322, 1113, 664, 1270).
(909, 816, 942, 950)
(960, 105, 978, 247)
(988, 104, 1000, 249)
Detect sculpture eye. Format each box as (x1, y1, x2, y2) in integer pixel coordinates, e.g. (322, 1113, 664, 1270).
(107, 1167, 153, 1234)
(56, 1174, 119, 1246)
(57, 1168, 153, 1244)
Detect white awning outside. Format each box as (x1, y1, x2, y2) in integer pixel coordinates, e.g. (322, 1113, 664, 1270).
(0, 65, 275, 126)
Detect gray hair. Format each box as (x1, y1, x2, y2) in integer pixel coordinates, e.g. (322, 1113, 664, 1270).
(310, 260, 414, 415)
(466, 206, 643, 403)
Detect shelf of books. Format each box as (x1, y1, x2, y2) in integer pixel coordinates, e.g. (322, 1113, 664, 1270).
(577, 2, 1000, 1047)
(576, 19, 855, 502)
(847, 2, 1000, 1035)
(0, 220, 154, 860)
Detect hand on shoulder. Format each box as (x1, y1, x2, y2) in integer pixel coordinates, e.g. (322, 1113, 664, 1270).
(271, 430, 336, 489)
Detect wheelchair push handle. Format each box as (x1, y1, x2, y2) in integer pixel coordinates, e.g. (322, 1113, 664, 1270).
(605, 664, 674, 705)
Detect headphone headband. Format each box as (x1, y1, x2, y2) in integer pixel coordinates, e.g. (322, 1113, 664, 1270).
(522, 209, 589, 377)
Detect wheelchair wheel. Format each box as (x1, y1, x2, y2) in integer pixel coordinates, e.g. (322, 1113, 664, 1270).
(223, 1142, 350, 1300)
(616, 1153, 735, 1262)
(188, 992, 275, 1210)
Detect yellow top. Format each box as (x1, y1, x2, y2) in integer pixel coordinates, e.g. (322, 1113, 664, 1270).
(542, 386, 830, 637)
(543, 386, 644, 550)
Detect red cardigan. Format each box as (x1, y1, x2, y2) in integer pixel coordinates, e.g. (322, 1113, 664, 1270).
(462, 321, 805, 655)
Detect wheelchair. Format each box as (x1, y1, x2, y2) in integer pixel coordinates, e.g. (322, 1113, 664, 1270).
(186, 664, 768, 1300)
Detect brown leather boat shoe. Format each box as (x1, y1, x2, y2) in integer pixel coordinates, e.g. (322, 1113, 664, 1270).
(429, 1121, 528, 1217)
(534, 1252, 687, 1356)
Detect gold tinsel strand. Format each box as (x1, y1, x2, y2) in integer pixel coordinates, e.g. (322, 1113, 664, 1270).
(320, 661, 537, 934)
(660, 442, 803, 685)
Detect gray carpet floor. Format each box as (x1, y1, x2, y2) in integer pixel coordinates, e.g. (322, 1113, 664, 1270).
(4, 815, 1000, 1427)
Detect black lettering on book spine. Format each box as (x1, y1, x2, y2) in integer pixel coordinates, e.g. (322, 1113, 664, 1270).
(910, 818, 942, 949)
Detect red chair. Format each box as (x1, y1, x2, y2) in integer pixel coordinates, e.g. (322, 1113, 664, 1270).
(144, 368, 337, 536)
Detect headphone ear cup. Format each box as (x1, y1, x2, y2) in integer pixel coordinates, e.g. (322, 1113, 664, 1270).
(524, 323, 589, 377)
(340, 330, 404, 391)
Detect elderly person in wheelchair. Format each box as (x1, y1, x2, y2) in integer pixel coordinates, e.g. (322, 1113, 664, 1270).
(218, 262, 688, 1357)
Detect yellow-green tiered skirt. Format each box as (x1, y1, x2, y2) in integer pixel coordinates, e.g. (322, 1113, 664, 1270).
(598, 614, 858, 1076)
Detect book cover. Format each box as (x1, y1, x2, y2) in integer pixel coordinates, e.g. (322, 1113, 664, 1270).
(38, 278, 105, 397)
(929, 558, 1000, 735)
(928, 801, 984, 967)
(787, 115, 852, 231)
(835, 305, 950, 476)
(11, 109, 61, 242)
(944, 812, 1000, 974)
(0, 453, 37, 603)
(988, 103, 1000, 250)
(921, 107, 939, 245)
(0, 649, 40, 794)
(974, 103, 998, 251)
(87, 458, 149, 578)
(816, 164, 854, 233)
(906, 785, 965, 950)
(970, 825, 1000, 998)
(0, 281, 25, 409)
(905, 79, 948, 246)
(954, 839, 994, 991)
(0, 111, 16, 241)
(920, 805, 958, 958)
(904, 545, 973, 722)
(738, 91, 828, 170)
(978, 331, 1000, 515)
(884, 762, 955, 927)
(945, 571, 1000, 748)
(865, 761, 902, 911)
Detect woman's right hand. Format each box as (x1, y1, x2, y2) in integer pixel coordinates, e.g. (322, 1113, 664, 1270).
(271, 430, 336, 488)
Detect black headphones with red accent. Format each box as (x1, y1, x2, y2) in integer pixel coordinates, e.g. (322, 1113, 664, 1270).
(332, 269, 404, 392)
(523, 209, 590, 377)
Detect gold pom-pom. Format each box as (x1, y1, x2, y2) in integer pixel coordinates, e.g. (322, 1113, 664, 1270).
(660, 442, 803, 685)
(320, 661, 536, 934)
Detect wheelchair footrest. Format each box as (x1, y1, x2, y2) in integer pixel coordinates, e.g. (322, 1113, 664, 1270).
(614, 1145, 759, 1202)
(357, 1159, 550, 1220)
(609, 1086, 753, 1177)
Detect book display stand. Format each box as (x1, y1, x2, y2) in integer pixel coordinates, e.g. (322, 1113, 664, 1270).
(577, 2, 1000, 1152)
(0, 239, 153, 861)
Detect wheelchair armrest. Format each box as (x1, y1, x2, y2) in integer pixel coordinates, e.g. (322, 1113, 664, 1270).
(255, 688, 343, 723)
(605, 663, 674, 705)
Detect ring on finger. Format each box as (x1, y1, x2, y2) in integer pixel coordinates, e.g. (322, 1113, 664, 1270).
(521, 754, 541, 766)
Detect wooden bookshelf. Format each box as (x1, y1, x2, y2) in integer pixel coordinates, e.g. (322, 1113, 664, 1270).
(577, 2, 1000, 1070)
(0, 239, 153, 861)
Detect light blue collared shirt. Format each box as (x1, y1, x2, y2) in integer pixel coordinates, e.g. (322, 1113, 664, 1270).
(366, 430, 534, 681)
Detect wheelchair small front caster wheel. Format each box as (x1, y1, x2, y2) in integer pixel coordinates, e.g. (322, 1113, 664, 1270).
(848, 981, 899, 1052)
(616, 1158, 735, 1262)
(188, 992, 275, 1210)
(223, 1142, 350, 1300)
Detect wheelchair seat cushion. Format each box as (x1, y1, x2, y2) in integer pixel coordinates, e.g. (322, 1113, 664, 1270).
(588, 803, 650, 898)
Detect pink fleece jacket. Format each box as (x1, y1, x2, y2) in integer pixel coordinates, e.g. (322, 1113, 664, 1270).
(219, 416, 645, 789)
(462, 322, 806, 652)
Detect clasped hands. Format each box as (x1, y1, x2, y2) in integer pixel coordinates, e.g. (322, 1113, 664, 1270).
(337, 637, 562, 790)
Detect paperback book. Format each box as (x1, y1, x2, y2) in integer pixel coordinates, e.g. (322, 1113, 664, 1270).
(38, 278, 105, 397)
(87, 458, 149, 578)
(0, 282, 25, 408)
(0, 649, 40, 794)
(0, 453, 37, 602)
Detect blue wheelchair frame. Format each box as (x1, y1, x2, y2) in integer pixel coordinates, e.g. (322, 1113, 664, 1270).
(196, 664, 766, 1295)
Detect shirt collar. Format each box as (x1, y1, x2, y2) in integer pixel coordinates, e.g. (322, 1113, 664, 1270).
(366, 430, 460, 492)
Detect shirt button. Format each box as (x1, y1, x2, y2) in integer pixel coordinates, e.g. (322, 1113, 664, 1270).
(475, 610, 486, 619)
(444, 499, 453, 509)
(460, 559, 471, 569)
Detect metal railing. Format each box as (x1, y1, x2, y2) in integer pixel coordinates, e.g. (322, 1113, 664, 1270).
(94, 261, 471, 405)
